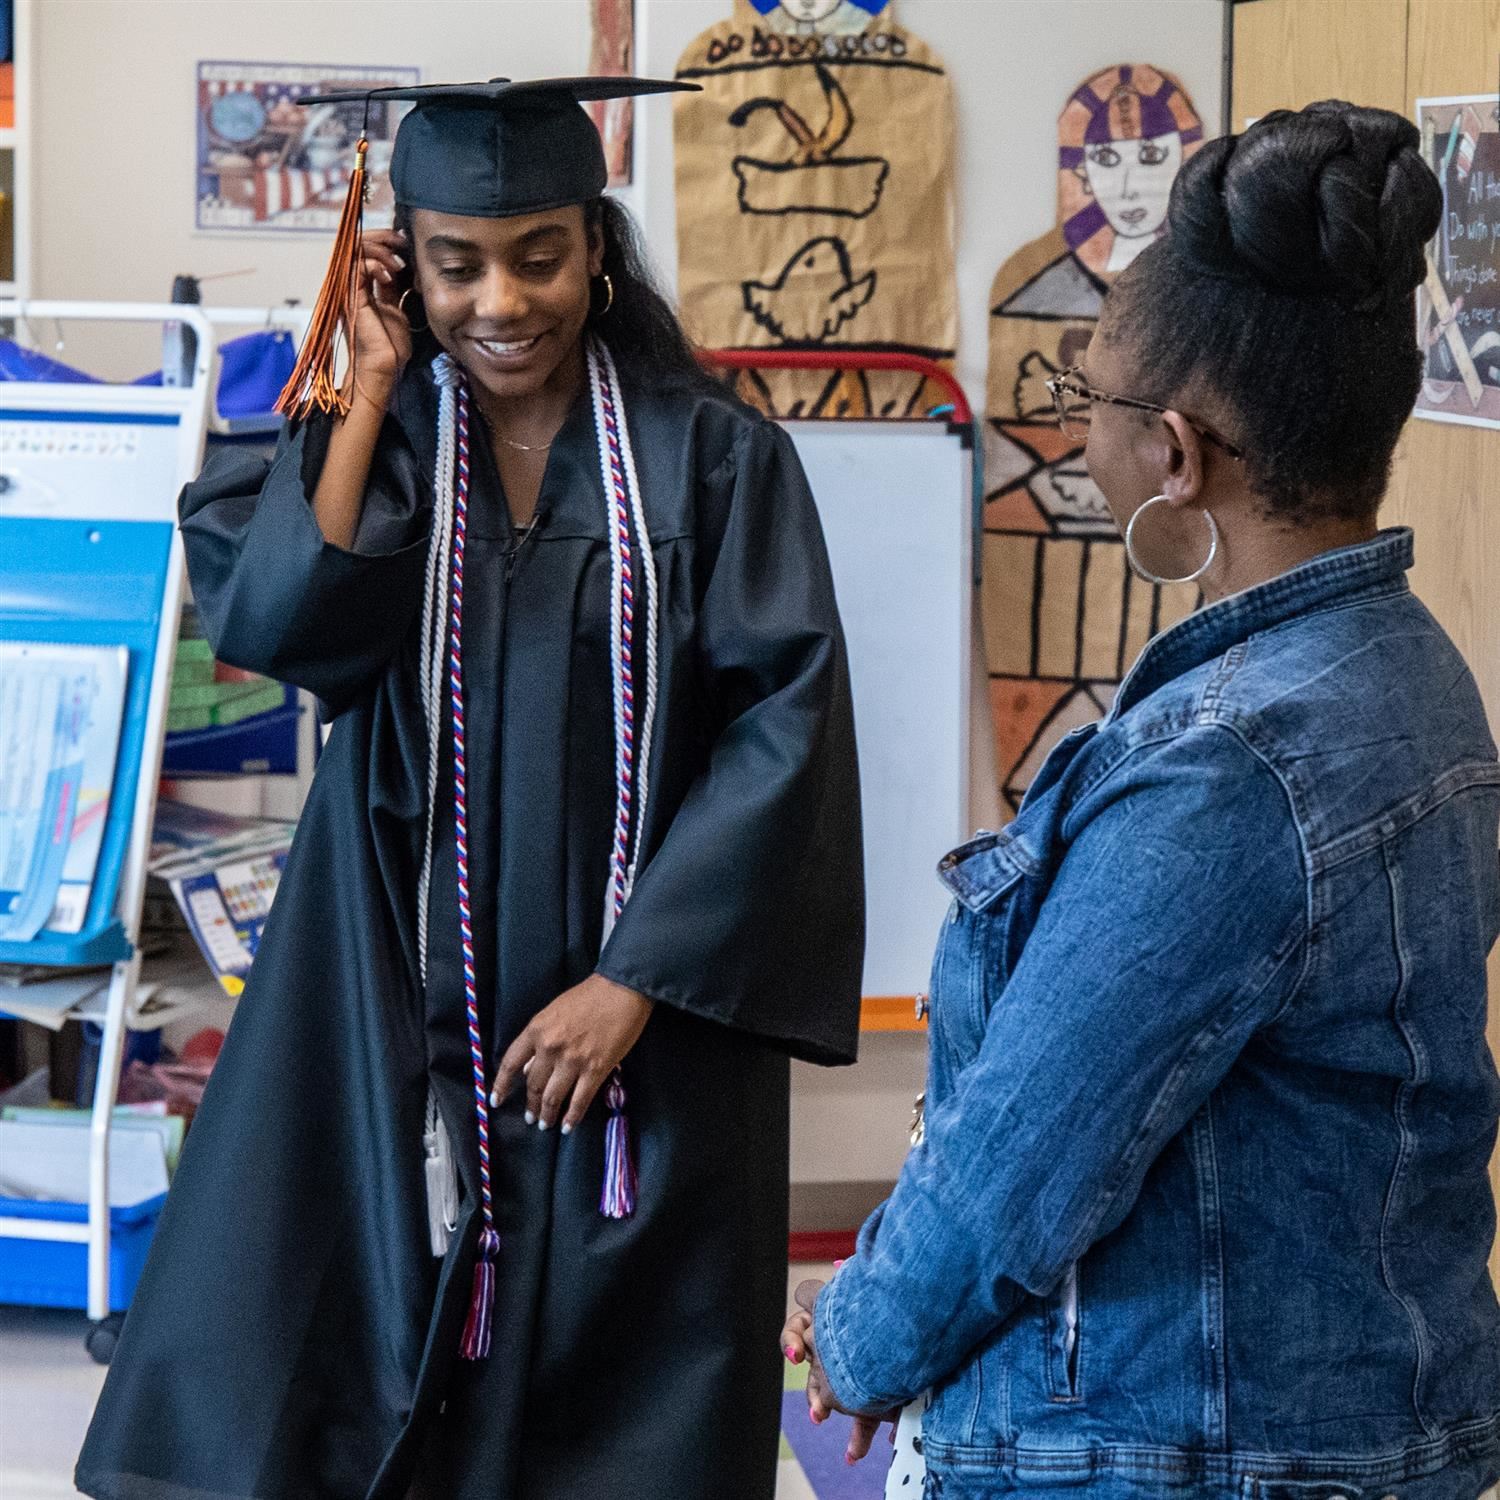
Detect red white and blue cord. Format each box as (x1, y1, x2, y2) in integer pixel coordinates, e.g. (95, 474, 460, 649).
(419, 344, 657, 1358)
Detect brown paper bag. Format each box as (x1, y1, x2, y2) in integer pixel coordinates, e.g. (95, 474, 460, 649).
(674, 0, 957, 417)
(983, 64, 1206, 814)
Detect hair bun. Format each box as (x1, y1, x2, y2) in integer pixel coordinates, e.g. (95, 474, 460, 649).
(1167, 101, 1442, 307)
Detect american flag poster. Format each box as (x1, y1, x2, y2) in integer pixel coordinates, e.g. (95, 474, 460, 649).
(196, 61, 419, 234)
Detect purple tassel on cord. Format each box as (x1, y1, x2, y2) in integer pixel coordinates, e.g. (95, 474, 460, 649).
(600, 1070, 637, 1219)
(460, 1227, 500, 1360)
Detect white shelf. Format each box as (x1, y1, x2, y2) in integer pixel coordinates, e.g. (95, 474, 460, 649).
(0, 282, 17, 299)
(0, 129, 14, 150)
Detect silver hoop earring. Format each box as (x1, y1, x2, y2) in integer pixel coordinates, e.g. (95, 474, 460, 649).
(1123, 494, 1219, 586)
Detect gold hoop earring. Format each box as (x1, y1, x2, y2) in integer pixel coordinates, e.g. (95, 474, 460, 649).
(398, 286, 428, 333)
(595, 273, 615, 317)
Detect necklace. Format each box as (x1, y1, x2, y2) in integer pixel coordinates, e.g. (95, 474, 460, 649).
(497, 432, 555, 453)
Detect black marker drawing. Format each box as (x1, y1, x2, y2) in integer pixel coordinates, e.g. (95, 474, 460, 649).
(729, 63, 890, 218)
(742, 235, 877, 342)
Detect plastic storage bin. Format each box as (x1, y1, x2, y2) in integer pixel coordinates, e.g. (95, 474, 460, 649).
(0, 1194, 166, 1311)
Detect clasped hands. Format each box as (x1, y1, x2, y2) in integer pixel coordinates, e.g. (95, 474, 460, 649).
(782, 1277, 901, 1466)
(489, 973, 653, 1133)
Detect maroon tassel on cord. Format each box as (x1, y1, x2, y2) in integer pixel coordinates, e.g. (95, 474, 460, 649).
(599, 1070, 637, 1220)
(460, 1227, 500, 1360)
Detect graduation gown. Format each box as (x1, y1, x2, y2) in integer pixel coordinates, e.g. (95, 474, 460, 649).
(76, 355, 864, 1500)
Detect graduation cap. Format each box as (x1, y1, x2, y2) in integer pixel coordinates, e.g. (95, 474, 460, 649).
(276, 76, 699, 420)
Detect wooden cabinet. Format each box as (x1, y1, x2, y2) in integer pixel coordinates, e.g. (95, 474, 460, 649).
(1234, 0, 1500, 1288)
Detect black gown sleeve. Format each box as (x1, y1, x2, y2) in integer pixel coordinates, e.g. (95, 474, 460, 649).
(596, 418, 865, 1067)
(177, 412, 432, 715)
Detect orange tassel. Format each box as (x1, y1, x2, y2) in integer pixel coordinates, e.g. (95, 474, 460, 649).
(275, 137, 369, 421)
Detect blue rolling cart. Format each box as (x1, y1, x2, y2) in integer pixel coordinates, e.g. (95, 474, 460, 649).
(0, 299, 213, 1359)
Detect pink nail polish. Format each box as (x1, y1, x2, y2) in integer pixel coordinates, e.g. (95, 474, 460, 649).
(845, 1454, 856, 1466)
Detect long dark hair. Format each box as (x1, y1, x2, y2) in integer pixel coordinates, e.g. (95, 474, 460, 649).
(392, 196, 711, 393)
(585, 196, 710, 391)
(1103, 101, 1442, 524)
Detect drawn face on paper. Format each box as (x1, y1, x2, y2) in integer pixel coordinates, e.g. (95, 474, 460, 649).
(1083, 132, 1182, 243)
(777, 0, 845, 22)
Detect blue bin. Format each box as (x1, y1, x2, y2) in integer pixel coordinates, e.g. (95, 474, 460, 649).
(0, 1193, 167, 1311)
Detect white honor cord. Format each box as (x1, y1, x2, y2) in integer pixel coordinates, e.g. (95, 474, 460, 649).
(589, 344, 628, 927)
(587, 339, 660, 925)
(416, 363, 460, 984)
(419, 356, 462, 1250)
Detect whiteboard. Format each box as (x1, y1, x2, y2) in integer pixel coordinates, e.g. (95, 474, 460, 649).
(785, 420, 972, 1000)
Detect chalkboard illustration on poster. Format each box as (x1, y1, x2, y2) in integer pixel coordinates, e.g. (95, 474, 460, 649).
(983, 64, 1205, 814)
(1415, 94, 1500, 430)
(196, 62, 418, 234)
(674, 0, 956, 419)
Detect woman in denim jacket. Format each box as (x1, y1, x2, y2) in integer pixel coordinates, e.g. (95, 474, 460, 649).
(790, 101, 1500, 1500)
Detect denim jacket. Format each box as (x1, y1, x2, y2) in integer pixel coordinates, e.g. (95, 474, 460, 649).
(816, 531, 1500, 1499)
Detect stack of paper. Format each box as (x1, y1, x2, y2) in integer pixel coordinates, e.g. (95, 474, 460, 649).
(0, 641, 129, 942)
(0, 1117, 169, 1207)
(149, 800, 295, 995)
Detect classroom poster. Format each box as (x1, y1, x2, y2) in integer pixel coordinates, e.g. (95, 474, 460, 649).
(1414, 94, 1500, 430)
(983, 64, 1205, 814)
(196, 61, 418, 233)
(673, 0, 957, 418)
(587, 0, 636, 186)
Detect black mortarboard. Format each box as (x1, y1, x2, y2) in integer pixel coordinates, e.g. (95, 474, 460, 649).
(277, 76, 698, 421)
(298, 76, 700, 218)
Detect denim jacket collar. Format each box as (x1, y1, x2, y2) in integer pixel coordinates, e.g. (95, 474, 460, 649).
(1110, 527, 1414, 721)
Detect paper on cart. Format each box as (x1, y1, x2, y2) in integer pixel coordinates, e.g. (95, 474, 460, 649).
(0, 1118, 168, 1207)
(0, 642, 129, 940)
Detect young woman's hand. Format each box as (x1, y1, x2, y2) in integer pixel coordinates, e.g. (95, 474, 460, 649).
(490, 974, 654, 1132)
(783, 1278, 898, 1464)
(351, 228, 414, 392)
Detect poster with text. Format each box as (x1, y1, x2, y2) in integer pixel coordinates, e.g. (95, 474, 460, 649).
(196, 61, 418, 234)
(673, 0, 957, 418)
(983, 64, 1205, 815)
(1414, 94, 1500, 430)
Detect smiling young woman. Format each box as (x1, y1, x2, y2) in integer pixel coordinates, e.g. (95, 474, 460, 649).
(76, 77, 864, 1500)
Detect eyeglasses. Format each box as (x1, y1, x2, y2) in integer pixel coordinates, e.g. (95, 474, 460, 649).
(1044, 365, 1245, 459)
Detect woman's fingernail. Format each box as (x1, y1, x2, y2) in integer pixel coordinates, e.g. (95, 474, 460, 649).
(561, 1123, 573, 1137)
(393, 254, 406, 268)
(845, 1453, 856, 1466)
(833, 1258, 846, 1270)
(784, 1345, 799, 1362)
(490, 1092, 500, 1107)
(537, 1118, 550, 1131)
(524, 1111, 536, 1125)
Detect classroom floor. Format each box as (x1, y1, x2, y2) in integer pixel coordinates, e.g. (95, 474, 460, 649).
(0, 1266, 889, 1500)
